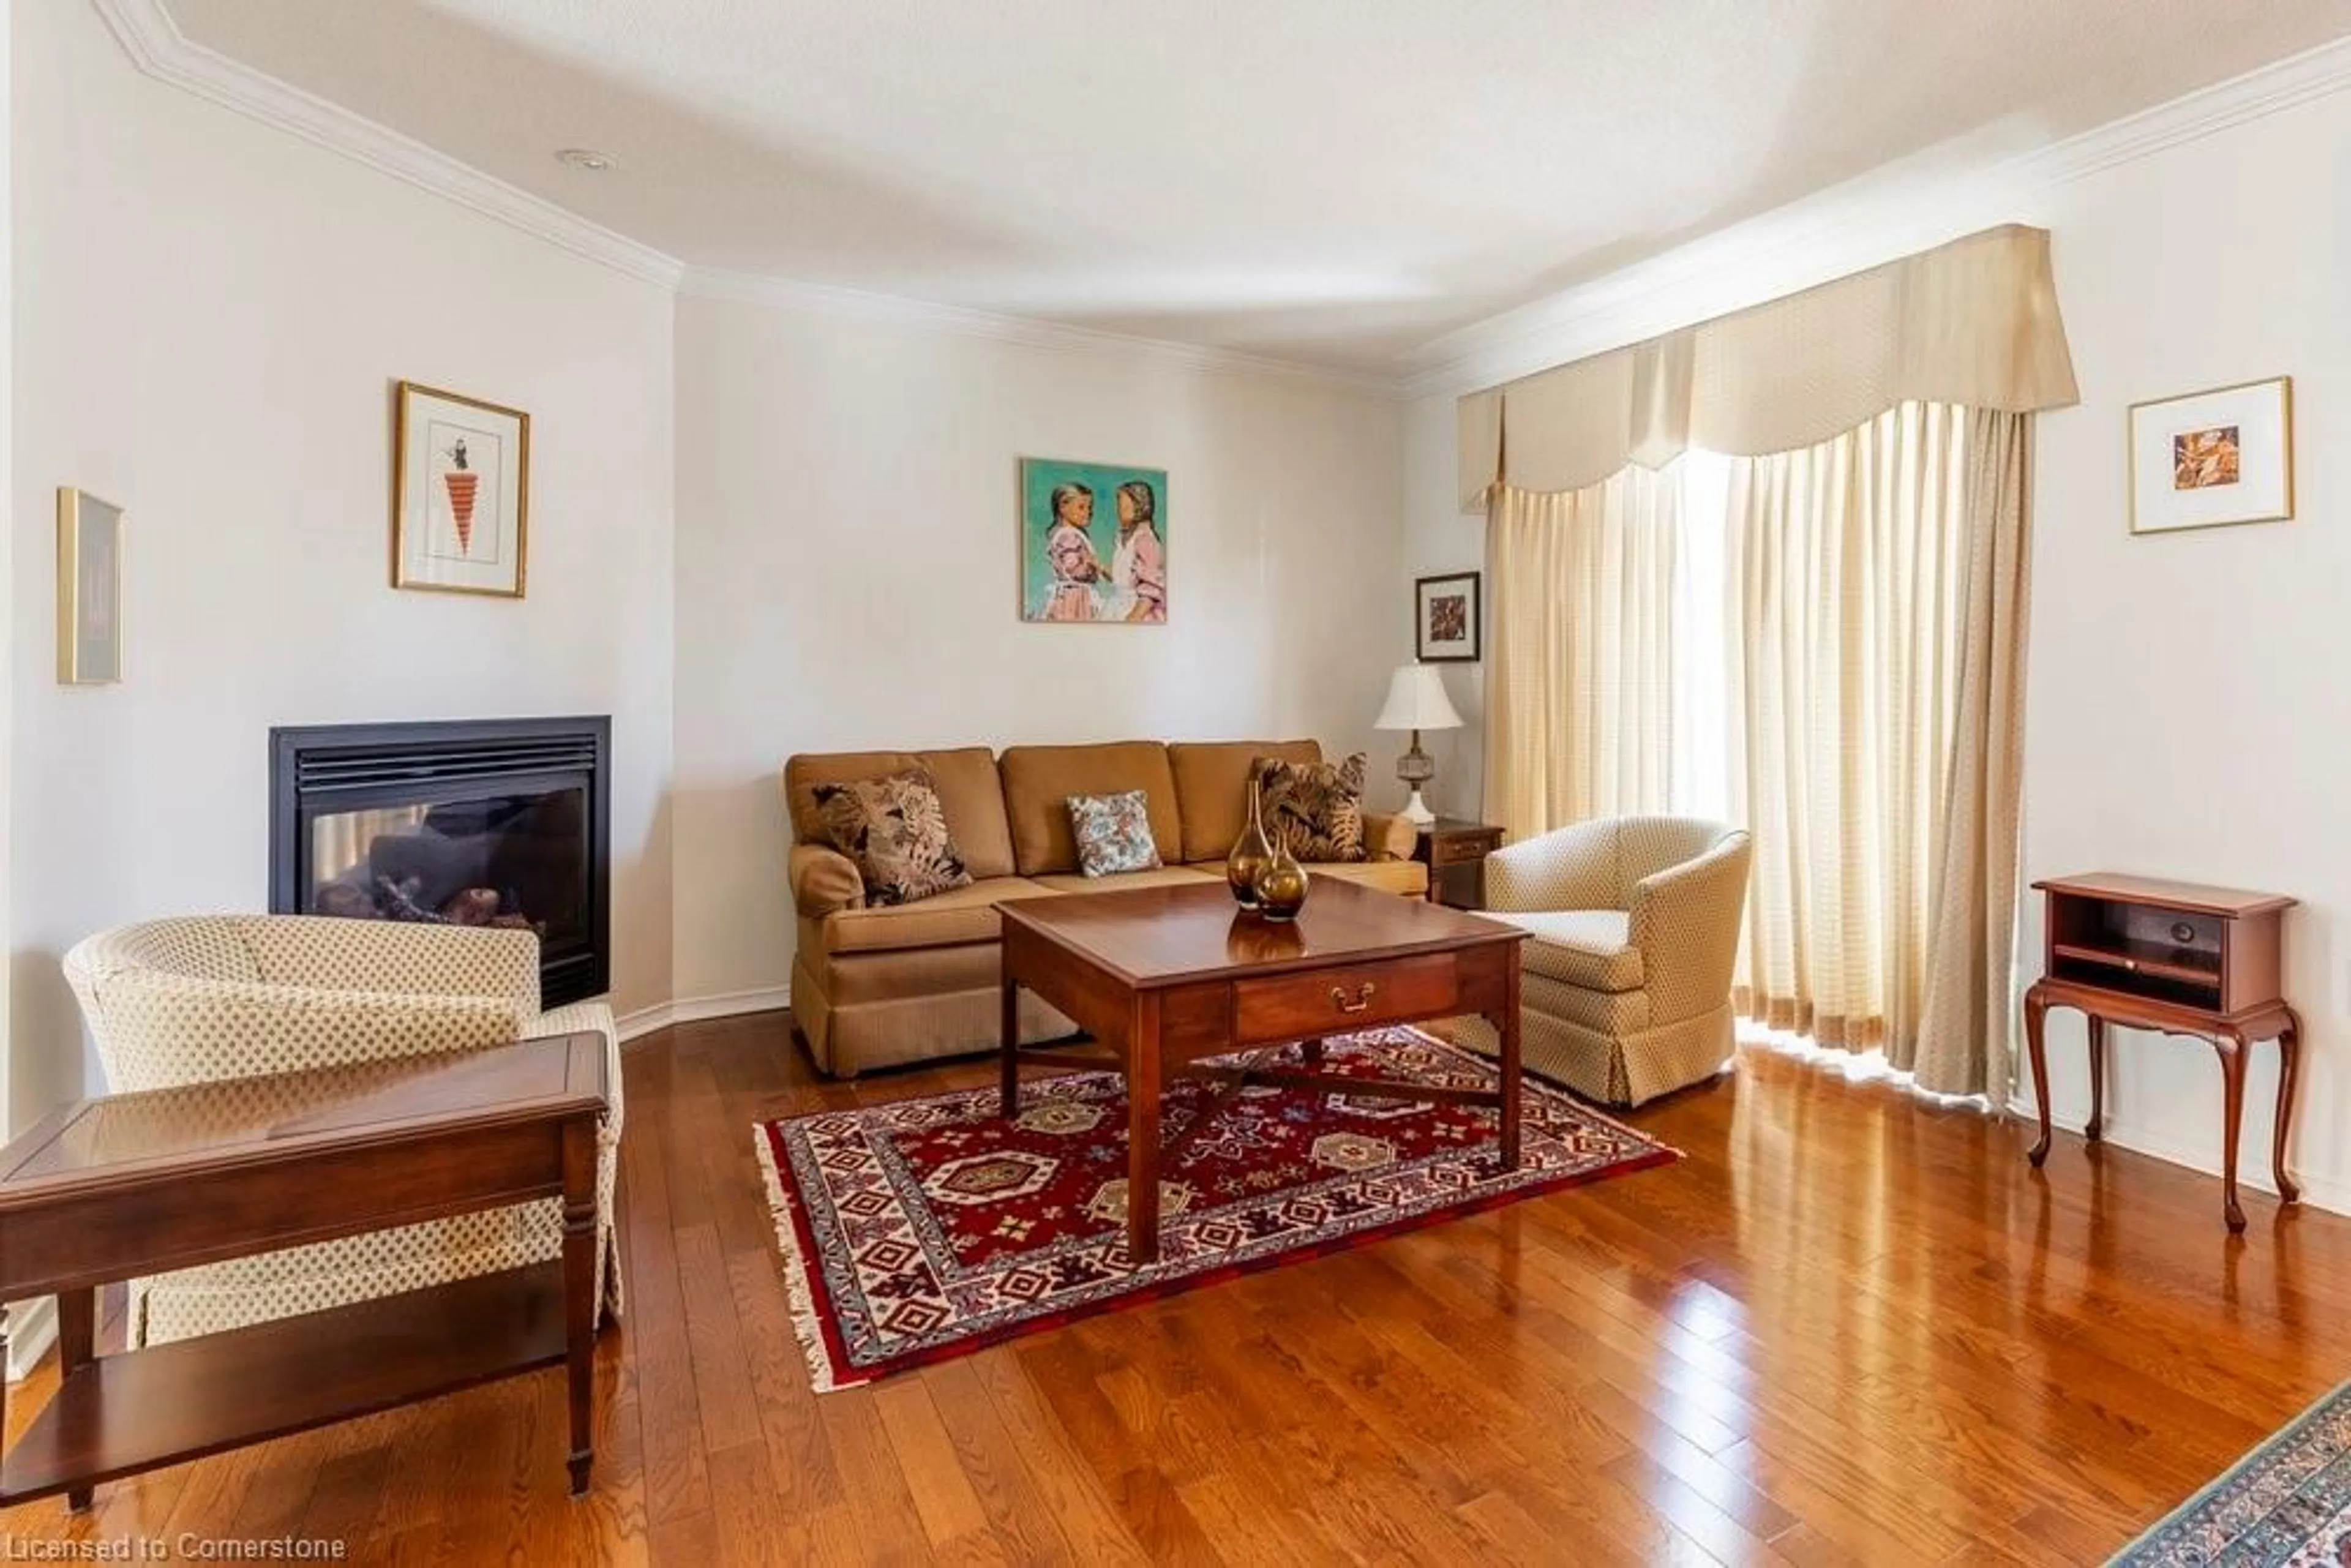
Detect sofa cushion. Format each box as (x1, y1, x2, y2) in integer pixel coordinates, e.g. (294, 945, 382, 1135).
(784, 747, 1016, 880)
(1030, 866, 1221, 895)
(1167, 740, 1321, 865)
(1491, 910, 1645, 992)
(1257, 752, 1370, 863)
(1299, 860, 1429, 899)
(999, 742, 1180, 876)
(812, 877, 1061, 956)
(1068, 790, 1164, 877)
(809, 769, 973, 906)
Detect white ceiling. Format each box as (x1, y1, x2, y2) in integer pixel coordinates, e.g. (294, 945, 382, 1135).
(162, 0, 2351, 373)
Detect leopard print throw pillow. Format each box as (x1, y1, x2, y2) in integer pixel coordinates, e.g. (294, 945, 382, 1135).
(1255, 752, 1368, 863)
(810, 768, 973, 906)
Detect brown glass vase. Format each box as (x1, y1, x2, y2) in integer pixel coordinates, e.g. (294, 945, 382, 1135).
(1225, 775, 1275, 909)
(1254, 838, 1310, 922)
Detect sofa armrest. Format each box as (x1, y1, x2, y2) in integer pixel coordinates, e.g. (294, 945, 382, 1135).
(1360, 810, 1417, 863)
(789, 843, 866, 920)
(1483, 819, 1619, 915)
(1628, 833, 1752, 1023)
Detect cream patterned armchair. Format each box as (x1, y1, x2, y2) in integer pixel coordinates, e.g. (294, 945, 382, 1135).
(1465, 817, 1752, 1107)
(62, 916, 623, 1347)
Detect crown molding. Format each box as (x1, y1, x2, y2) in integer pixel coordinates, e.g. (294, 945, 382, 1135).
(96, 1, 2351, 402)
(1402, 32, 2351, 400)
(90, 0, 686, 290)
(96, 0, 1393, 394)
(679, 266, 1401, 395)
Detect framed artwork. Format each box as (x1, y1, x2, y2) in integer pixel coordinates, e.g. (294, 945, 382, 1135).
(56, 488, 125, 684)
(1018, 457, 1168, 624)
(2128, 377, 2293, 536)
(1415, 571, 1481, 662)
(392, 380, 530, 596)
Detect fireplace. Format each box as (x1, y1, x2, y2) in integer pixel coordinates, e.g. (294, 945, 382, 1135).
(269, 717, 612, 1005)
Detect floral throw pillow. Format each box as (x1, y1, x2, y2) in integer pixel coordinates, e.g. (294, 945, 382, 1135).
(1067, 790, 1164, 877)
(1256, 752, 1368, 863)
(809, 769, 973, 906)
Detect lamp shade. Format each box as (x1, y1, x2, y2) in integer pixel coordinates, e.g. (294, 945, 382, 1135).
(1373, 664, 1463, 732)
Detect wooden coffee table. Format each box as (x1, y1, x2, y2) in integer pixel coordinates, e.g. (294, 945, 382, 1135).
(999, 875, 1527, 1263)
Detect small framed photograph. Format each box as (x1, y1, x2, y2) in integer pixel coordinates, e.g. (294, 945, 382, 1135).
(392, 380, 530, 596)
(1415, 571, 1481, 662)
(56, 487, 124, 685)
(2128, 377, 2292, 536)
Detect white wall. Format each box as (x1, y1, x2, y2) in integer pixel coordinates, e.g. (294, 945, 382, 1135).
(671, 291, 1408, 1003)
(10, 0, 677, 1114)
(1398, 78, 2351, 1211)
(1402, 394, 1484, 819)
(2019, 88, 2351, 1212)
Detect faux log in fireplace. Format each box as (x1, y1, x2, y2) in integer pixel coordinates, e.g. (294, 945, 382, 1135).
(269, 717, 612, 1005)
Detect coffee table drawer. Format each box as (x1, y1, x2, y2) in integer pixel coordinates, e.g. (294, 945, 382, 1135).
(1233, 955, 1458, 1041)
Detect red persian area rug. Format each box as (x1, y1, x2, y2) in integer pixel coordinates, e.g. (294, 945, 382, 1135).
(753, 1026, 1678, 1390)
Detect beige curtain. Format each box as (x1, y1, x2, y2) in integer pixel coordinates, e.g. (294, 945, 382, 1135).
(1725, 403, 2029, 1095)
(1458, 224, 2077, 506)
(1482, 470, 1678, 842)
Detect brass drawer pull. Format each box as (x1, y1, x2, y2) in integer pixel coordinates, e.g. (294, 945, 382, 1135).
(1332, 983, 1377, 1014)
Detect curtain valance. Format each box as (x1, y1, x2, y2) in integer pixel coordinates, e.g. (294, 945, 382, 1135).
(1456, 223, 2078, 506)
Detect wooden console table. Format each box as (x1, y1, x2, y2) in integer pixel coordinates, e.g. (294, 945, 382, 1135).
(0, 1032, 607, 1510)
(2024, 873, 2300, 1232)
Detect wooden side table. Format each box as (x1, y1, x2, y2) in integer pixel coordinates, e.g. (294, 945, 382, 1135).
(2023, 873, 2300, 1232)
(0, 1032, 608, 1510)
(1414, 818, 1504, 909)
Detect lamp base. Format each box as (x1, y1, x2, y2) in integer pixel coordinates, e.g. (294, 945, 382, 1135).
(1400, 789, 1437, 827)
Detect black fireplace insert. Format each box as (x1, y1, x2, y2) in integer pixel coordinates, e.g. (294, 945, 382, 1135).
(269, 716, 611, 1005)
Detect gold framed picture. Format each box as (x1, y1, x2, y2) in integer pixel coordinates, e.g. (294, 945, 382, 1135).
(56, 487, 124, 685)
(2128, 377, 2293, 536)
(392, 380, 530, 596)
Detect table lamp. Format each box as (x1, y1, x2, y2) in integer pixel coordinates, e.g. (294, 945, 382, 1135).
(1373, 664, 1464, 827)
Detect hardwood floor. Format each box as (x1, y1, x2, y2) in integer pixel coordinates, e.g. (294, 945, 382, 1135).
(7, 1011, 2344, 1564)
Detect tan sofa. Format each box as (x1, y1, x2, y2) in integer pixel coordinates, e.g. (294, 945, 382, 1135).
(785, 740, 1427, 1076)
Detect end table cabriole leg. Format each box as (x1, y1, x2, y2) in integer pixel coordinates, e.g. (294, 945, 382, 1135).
(999, 974, 1020, 1119)
(1300, 1038, 1324, 1067)
(2275, 1008, 2304, 1206)
(2213, 1030, 2249, 1234)
(562, 1119, 597, 1497)
(1127, 995, 1163, 1266)
(2084, 1015, 2107, 1144)
(2024, 988, 2053, 1168)
(60, 1288, 96, 1512)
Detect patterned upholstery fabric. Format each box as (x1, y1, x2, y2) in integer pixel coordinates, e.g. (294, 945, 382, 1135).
(811, 769, 974, 906)
(1492, 910, 1645, 992)
(1254, 752, 1369, 863)
(1469, 816, 1752, 1106)
(1067, 790, 1164, 877)
(62, 916, 624, 1346)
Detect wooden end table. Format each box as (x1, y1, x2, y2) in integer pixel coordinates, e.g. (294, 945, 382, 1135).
(2024, 872, 2300, 1232)
(1414, 817, 1505, 908)
(0, 1032, 608, 1510)
(999, 876, 1527, 1264)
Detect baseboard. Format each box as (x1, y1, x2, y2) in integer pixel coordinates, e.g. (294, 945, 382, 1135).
(2008, 1089, 2351, 1217)
(616, 985, 792, 1042)
(7, 1297, 56, 1383)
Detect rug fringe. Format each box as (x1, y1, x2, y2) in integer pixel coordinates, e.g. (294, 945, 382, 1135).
(751, 1123, 853, 1394)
